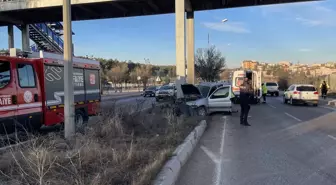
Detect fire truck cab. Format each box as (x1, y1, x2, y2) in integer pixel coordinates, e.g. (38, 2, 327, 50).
(0, 49, 101, 135)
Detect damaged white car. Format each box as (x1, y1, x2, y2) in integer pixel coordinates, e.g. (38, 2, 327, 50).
(180, 83, 233, 116)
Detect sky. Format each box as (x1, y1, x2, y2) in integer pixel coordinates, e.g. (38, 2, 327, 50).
(0, 0, 336, 68)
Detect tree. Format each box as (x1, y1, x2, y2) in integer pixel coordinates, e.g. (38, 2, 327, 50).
(195, 46, 226, 82)
(106, 63, 129, 87)
(135, 64, 152, 89)
(220, 71, 231, 80)
(129, 70, 138, 83)
(306, 70, 311, 76)
(162, 76, 170, 84)
(168, 67, 176, 78)
(278, 76, 289, 90)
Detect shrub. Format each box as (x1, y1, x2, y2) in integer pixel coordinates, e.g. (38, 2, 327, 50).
(0, 101, 200, 185)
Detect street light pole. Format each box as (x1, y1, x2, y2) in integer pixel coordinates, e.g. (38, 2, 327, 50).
(63, 0, 75, 139)
(208, 32, 210, 46)
(208, 19, 228, 47)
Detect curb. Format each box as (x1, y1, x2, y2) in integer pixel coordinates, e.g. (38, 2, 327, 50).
(153, 120, 207, 185)
(328, 100, 336, 107)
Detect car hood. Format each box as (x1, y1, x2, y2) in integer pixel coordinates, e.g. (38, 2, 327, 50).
(181, 84, 202, 96)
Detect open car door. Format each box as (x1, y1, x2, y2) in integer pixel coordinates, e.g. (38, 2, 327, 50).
(208, 85, 232, 113)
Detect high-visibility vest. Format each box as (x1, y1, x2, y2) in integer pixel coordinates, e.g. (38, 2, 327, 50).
(320, 83, 330, 89)
(262, 84, 267, 94)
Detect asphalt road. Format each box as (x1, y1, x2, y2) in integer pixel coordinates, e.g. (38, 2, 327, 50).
(176, 96, 336, 185)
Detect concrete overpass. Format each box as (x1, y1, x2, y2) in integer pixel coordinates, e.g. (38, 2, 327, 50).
(0, 0, 319, 25)
(0, 0, 319, 84)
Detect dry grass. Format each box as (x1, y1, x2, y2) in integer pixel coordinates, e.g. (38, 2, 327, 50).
(0, 102, 201, 185)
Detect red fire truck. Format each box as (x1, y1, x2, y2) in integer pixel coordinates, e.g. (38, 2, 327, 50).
(0, 49, 101, 134)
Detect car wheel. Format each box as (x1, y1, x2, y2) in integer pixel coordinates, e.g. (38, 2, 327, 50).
(313, 104, 318, 107)
(143, 94, 147, 97)
(290, 98, 294, 105)
(276, 92, 279, 97)
(75, 110, 85, 128)
(283, 96, 287, 104)
(197, 106, 207, 116)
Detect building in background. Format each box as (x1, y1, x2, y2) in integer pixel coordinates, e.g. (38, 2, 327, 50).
(242, 60, 258, 70)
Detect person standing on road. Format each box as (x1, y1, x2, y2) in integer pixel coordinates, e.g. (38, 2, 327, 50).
(239, 77, 253, 126)
(262, 83, 267, 103)
(320, 81, 329, 99)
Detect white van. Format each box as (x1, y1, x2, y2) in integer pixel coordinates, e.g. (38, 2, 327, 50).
(232, 70, 262, 104)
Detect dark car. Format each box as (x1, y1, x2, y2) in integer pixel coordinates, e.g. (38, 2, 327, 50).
(143, 86, 157, 97)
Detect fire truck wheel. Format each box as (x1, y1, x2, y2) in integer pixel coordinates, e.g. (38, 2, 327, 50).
(75, 110, 85, 127)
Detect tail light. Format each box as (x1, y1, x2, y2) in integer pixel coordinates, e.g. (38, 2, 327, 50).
(293, 91, 300, 94)
(314, 91, 318, 95)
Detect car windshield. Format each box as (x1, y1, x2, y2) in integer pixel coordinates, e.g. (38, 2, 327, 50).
(297, 86, 316, 91)
(197, 85, 211, 97)
(160, 85, 174, 90)
(146, 86, 156, 90)
(266, 82, 277, 86)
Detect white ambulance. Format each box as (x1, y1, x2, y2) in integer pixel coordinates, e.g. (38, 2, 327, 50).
(231, 70, 262, 104)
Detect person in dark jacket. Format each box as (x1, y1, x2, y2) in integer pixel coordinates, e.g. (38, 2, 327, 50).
(320, 81, 329, 99)
(239, 77, 253, 126)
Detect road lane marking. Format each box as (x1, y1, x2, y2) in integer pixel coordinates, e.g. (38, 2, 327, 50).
(284, 112, 302, 122)
(328, 135, 336, 140)
(267, 104, 276, 109)
(201, 145, 219, 164)
(213, 116, 227, 185)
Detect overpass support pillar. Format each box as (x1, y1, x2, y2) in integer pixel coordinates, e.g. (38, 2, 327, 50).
(175, 0, 186, 98)
(187, 11, 195, 84)
(21, 24, 30, 51)
(8, 25, 14, 49)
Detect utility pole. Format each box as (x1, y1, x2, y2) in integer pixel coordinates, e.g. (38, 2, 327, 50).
(63, 0, 75, 139)
(208, 33, 210, 46)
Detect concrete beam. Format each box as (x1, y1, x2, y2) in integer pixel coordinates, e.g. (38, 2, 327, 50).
(0, 14, 23, 25)
(111, 2, 127, 12)
(0, 0, 127, 11)
(79, 5, 99, 15)
(147, 0, 159, 12)
(187, 11, 195, 84)
(8, 25, 14, 49)
(21, 24, 30, 51)
(185, 0, 192, 12)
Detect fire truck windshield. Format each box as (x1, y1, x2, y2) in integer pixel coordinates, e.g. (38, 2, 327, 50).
(0, 61, 10, 89)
